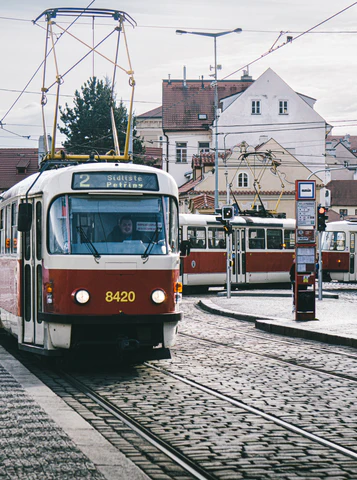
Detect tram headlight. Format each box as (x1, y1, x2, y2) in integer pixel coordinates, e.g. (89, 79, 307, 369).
(151, 289, 166, 304)
(73, 289, 90, 305)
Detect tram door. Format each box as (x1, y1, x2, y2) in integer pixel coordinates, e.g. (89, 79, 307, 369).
(22, 199, 44, 346)
(350, 232, 356, 281)
(232, 228, 246, 285)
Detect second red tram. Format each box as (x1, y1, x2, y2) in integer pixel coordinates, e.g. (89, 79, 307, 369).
(179, 214, 296, 291)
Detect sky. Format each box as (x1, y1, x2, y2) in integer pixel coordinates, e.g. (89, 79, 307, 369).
(1, 0, 357, 149)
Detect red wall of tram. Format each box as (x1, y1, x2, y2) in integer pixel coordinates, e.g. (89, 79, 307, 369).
(42, 267, 179, 316)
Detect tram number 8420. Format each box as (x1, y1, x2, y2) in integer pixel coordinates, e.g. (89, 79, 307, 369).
(105, 291, 136, 302)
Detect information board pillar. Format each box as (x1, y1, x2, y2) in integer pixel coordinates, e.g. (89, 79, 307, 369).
(294, 180, 317, 321)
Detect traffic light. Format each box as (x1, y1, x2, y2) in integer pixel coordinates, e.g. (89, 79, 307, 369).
(216, 214, 233, 235)
(222, 205, 234, 220)
(317, 205, 328, 232)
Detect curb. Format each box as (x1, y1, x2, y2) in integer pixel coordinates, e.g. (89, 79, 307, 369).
(255, 319, 357, 348)
(198, 299, 357, 349)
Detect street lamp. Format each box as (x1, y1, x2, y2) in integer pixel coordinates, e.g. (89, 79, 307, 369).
(176, 28, 242, 212)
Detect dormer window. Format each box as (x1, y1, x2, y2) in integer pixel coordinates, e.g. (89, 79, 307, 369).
(16, 158, 30, 174)
(279, 100, 288, 115)
(251, 100, 261, 115)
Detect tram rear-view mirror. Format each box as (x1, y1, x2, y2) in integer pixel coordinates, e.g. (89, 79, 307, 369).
(180, 240, 191, 257)
(18, 203, 33, 232)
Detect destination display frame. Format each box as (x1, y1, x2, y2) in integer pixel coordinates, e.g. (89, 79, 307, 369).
(72, 172, 159, 191)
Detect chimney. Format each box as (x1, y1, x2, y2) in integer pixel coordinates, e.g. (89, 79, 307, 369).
(241, 69, 253, 81)
(38, 135, 52, 166)
(183, 66, 187, 88)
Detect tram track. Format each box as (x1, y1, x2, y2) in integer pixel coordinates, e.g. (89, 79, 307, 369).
(179, 330, 357, 384)
(59, 370, 215, 480)
(3, 292, 357, 479)
(44, 357, 357, 479)
(52, 356, 357, 478)
(3, 338, 357, 478)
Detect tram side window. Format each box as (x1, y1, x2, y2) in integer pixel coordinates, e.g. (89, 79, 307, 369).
(322, 231, 346, 251)
(267, 229, 283, 250)
(0, 208, 3, 254)
(5, 205, 11, 254)
(11, 202, 18, 254)
(166, 197, 179, 253)
(248, 228, 265, 249)
(48, 196, 69, 254)
(284, 229, 295, 249)
(208, 227, 226, 249)
(187, 227, 206, 249)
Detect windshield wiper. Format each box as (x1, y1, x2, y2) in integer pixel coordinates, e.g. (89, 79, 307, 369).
(76, 226, 101, 260)
(141, 223, 161, 260)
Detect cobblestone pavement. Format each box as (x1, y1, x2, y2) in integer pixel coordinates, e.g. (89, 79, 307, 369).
(0, 345, 149, 480)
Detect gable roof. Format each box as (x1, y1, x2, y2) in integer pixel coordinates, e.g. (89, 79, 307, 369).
(222, 68, 324, 122)
(162, 79, 254, 131)
(0, 149, 39, 192)
(326, 180, 357, 205)
(137, 106, 162, 119)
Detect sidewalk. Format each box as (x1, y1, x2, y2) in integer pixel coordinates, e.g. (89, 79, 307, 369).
(198, 286, 357, 348)
(0, 341, 149, 480)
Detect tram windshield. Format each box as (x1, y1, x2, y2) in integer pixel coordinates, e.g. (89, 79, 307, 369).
(48, 195, 178, 256)
(321, 231, 346, 251)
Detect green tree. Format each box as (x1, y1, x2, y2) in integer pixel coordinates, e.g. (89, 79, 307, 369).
(58, 76, 146, 162)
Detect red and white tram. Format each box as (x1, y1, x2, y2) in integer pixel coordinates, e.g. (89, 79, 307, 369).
(0, 162, 182, 358)
(179, 214, 296, 292)
(321, 219, 357, 282)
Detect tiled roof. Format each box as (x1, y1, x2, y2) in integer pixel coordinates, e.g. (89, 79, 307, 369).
(192, 152, 227, 167)
(0, 149, 39, 192)
(178, 177, 203, 194)
(327, 135, 357, 153)
(137, 106, 162, 119)
(190, 194, 215, 210)
(163, 79, 253, 131)
(326, 180, 357, 205)
(144, 146, 162, 159)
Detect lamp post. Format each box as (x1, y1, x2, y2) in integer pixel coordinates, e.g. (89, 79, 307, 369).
(176, 28, 242, 212)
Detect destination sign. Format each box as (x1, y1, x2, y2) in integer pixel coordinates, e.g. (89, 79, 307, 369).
(72, 172, 159, 191)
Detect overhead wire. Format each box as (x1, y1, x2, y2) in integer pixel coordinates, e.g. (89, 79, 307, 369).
(222, 1, 357, 80)
(1, 3, 357, 143)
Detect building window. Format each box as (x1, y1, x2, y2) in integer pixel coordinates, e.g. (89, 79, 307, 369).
(339, 209, 348, 218)
(176, 142, 187, 163)
(238, 172, 249, 188)
(251, 100, 261, 115)
(279, 100, 288, 115)
(198, 142, 210, 153)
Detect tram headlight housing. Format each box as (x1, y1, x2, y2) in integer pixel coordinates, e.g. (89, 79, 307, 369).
(73, 289, 90, 305)
(151, 289, 166, 304)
